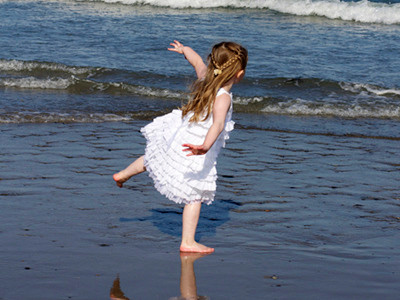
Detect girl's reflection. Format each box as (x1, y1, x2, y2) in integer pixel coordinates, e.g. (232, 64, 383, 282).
(109, 253, 211, 300)
(110, 275, 129, 300)
(170, 253, 211, 300)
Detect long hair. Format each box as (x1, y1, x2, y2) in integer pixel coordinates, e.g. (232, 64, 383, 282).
(181, 42, 248, 123)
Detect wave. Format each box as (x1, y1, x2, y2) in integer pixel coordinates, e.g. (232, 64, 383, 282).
(0, 59, 185, 98)
(0, 59, 98, 75)
(259, 98, 400, 118)
(0, 111, 163, 124)
(0, 77, 74, 90)
(232, 78, 400, 119)
(1, 100, 399, 123)
(84, 0, 400, 25)
(340, 82, 400, 96)
(2, 102, 399, 124)
(1, 59, 400, 120)
(236, 79, 400, 118)
(0, 76, 185, 99)
(2, 59, 400, 97)
(234, 93, 400, 119)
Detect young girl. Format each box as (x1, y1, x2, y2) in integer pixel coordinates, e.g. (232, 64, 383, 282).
(113, 40, 248, 253)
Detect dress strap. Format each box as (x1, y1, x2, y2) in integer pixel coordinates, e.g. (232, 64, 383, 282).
(216, 88, 233, 111)
(217, 88, 231, 97)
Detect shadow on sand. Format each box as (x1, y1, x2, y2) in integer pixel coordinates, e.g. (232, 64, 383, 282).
(119, 199, 240, 240)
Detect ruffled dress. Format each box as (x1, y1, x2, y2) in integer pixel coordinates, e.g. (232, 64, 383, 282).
(140, 88, 234, 205)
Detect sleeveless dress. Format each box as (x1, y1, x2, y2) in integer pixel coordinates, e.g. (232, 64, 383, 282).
(140, 88, 234, 205)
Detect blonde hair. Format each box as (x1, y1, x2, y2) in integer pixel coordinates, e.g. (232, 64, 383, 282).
(181, 42, 248, 123)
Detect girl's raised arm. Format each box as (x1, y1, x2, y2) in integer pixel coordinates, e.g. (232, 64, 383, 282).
(168, 40, 207, 80)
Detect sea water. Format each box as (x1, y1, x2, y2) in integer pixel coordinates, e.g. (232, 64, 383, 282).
(1, 1, 400, 299)
(1, 0, 400, 129)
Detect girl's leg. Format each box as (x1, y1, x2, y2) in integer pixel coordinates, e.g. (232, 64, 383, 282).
(113, 155, 146, 188)
(179, 252, 210, 299)
(180, 202, 214, 253)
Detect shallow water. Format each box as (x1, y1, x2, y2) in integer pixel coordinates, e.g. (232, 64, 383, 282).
(1, 0, 400, 298)
(1, 116, 399, 299)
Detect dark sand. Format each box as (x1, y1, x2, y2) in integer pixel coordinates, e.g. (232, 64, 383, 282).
(1, 116, 400, 299)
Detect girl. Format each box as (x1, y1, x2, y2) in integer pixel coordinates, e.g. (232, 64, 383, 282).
(113, 40, 248, 253)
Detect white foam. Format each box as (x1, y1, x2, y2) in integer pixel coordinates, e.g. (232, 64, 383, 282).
(255, 0, 400, 25)
(92, 0, 400, 25)
(0, 59, 94, 75)
(233, 96, 264, 105)
(0, 112, 132, 123)
(120, 83, 184, 99)
(0, 72, 185, 97)
(0, 77, 74, 89)
(261, 98, 400, 118)
(340, 82, 400, 97)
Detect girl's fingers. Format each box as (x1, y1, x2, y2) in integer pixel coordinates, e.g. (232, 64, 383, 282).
(168, 41, 184, 53)
(182, 144, 205, 156)
(168, 43, 179, 51)
(182, 145, 195, 152)
(182, 143, 194, 148)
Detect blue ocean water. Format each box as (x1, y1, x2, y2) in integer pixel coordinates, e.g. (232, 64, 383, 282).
(1, 2, 400, 299)
(1, 0, 399, 131)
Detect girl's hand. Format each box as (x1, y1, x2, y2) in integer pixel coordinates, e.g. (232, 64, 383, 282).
(168, 40, 206, 79)
(168, 40, 185, 54)
(182, 144, 208, 156)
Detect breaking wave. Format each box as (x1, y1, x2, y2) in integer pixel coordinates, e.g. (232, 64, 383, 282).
(260, 98, 400, 118)
(1, 59, 400, 120)
(83, 0, 400, 25)
(0, 111, 163, 124)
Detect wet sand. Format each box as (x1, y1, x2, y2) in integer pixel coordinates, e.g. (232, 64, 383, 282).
(1, 115, 400, 299)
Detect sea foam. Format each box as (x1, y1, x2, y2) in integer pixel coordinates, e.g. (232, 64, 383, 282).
(0, 59, 94, 75)
(0, 112, 132, 123)
(261, 98, 400, 119)
(340, 82, 400, 97)
(0, 77, 74, 90)
(93, 0, 400, 24)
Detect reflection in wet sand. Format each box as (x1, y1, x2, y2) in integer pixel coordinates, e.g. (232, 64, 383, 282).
(110, 275, 130, 300)
(172, 253, 211, 300)
(110, 253, 211, 300)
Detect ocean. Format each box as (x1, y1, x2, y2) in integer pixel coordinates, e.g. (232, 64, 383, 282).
(1, 0, 399, 299)
(1, 0, 400, 126)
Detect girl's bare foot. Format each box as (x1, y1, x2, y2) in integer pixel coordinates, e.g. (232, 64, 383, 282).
(113, 173, 128, 188)
(180, 242, 214, 253)
(113, 156, 146, 188)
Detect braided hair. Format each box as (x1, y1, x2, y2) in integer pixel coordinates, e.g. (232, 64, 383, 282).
(181, 42, 248, 123)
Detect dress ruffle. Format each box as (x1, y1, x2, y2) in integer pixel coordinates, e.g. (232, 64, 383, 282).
(141, 88, 234, 205)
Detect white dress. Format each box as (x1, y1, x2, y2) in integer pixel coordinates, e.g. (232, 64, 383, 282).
(140, 88, 234, 205)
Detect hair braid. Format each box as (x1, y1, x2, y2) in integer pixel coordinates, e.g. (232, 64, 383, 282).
(181, 41, 248, 123)
(211, 52, 242, 76)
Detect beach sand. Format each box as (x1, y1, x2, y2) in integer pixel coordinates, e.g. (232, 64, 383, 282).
(1, 116, 399, 299)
